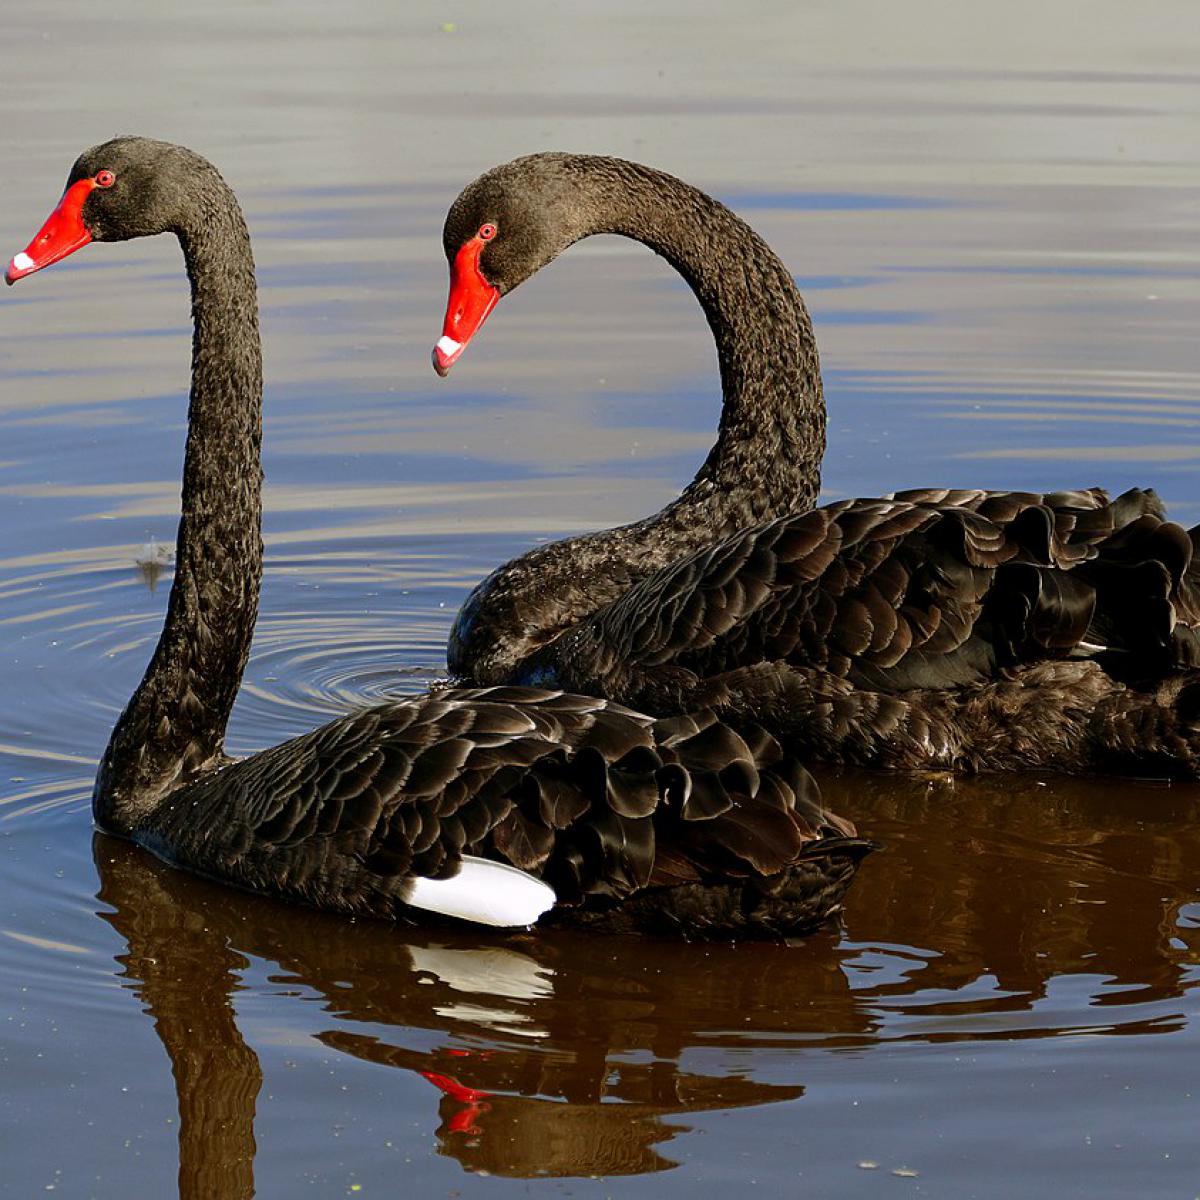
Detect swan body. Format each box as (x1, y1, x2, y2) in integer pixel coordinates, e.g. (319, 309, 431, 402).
(6, 138, 868, 934)
(433, 153, 1200, 777)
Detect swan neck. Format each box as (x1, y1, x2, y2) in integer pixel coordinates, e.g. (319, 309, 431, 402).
(595, 162, 825, 522)
(94, 188, 263, 833)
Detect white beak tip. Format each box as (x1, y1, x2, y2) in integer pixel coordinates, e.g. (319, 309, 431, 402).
(6, 251, 36, 284)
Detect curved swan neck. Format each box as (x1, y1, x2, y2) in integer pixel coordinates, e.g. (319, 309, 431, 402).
(576, 157, 825, 521)
(446, 157, 827, 683)
(94, 180, 263, 834)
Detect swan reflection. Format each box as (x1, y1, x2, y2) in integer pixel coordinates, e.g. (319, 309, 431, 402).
(94, 835, 841, 1192)
(92, 768, 1200, 1193)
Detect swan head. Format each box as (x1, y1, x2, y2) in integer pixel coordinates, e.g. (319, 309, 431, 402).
(433, 153, 592, 375)
(6, 137, 221, 285)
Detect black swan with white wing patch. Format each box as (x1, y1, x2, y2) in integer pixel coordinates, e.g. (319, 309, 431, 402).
(5, 138, 868, 935)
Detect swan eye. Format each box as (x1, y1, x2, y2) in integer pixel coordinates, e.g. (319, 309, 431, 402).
(478, 223, 497, 241)
(95, 170, 116, 189)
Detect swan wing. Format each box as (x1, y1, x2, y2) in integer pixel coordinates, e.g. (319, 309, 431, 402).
(136, 687, 862, 923)
(542, 486, 1200, 701)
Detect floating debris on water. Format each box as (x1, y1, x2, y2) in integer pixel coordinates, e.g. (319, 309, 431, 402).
(135, 538, 175, 592)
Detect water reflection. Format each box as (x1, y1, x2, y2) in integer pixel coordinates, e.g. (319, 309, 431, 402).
(330, 1032, 803, 1177)
(92, 766, 1200, 1189)
(100, 851, 261, 1200)
(94, 836, 820, 1190)
(826, 770, 1200, 1031)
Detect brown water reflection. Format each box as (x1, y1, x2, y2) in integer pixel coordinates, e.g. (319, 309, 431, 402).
(92, 765, 1200, 1191)
(96, 836, 829, 1190)
(825, 772, 1200, 1026)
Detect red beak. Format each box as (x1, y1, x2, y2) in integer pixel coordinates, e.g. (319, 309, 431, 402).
(6, 178, 97, 285)
(432, 236, 500, 376)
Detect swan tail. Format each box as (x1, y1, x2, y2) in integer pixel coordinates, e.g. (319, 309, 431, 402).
(529, 709, 869, 913)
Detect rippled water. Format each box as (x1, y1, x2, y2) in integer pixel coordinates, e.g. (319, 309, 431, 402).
(3, 2, 1200, 1196)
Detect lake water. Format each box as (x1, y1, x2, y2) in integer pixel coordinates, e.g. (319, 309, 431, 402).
(3, 2, 1200, 1196)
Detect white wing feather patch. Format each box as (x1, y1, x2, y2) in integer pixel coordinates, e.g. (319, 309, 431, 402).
(405, 855, 556, 927)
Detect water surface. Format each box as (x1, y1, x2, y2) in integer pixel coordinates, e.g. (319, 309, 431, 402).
(2, 3, 1200, 1197)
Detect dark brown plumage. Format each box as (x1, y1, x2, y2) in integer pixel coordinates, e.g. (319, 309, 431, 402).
(145, 687, 868, 935)
(516, 487, 1200, 774)
(7, 138, 868, 935)
(435, 154, 1200, 777)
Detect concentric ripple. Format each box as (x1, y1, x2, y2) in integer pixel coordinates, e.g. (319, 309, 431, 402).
(0, 536, 472, 816)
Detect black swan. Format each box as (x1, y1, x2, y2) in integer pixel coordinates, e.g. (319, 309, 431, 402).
(4, 137, 870, 935)
(433, 153, 1200, 776)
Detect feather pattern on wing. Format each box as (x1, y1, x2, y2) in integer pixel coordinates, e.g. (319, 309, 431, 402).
(138, 687, 869, 935)
(513, 488, 1200, 774)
